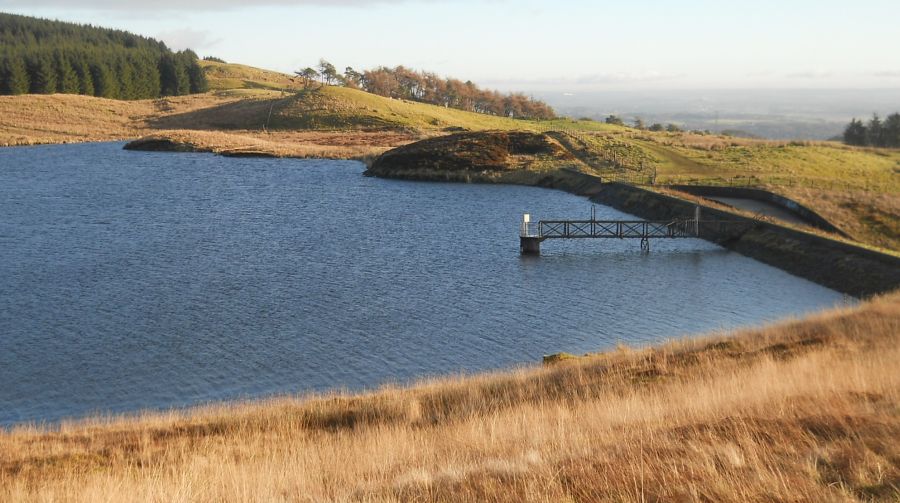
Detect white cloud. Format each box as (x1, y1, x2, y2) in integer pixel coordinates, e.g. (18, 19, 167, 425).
(786, 69, 833, 79)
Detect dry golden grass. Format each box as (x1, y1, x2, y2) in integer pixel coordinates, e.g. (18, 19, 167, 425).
(127, 129, 417, 162)
(199, 60, 303, 92)
(782, 188, 900, 251)
(2, 292, 898, 502)
(0, 94, 152, 145)
(0, 92, 273, 146)
(0, 91, 420, 160)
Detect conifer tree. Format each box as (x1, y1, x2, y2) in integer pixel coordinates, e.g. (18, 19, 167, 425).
(141, 56, 162, 98)
(157, 54, 178, 96)
(0, 13, 208, 99)
(884, 113, 900, 148)
(114, 56, 136, 99)
(187, 58, 208, 94)
(74, 58, 94, 96)
(90, 62, 116, 98)
(1, 53, 30, 94)
(27, 53, 57, 94)
(54, 51, 80, 94)
(843, 118, 867, 146)
(867, 114, 884, 147)
(173, 51, 193, 95)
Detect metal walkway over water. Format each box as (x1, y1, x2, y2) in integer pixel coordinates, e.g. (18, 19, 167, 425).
(519, 207, 702, 254)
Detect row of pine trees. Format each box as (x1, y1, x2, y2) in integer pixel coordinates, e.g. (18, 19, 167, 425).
(843, 113, 900, 148)
(0, 13, 207, 99)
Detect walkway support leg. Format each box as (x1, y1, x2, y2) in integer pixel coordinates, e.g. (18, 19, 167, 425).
(640, 237, 650, 253)
(520, 236, 542, 256)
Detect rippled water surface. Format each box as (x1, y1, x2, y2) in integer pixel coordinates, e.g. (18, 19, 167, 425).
(0, 142, 846, 426)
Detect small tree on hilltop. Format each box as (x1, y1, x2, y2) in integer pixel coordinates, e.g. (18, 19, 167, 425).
(648, 123, 664, 131)
(343, 66, 363, 88)
(666, 123, 682, 132)
(605, 114, 624, 126)
(295, 67, 319, 87)
(317, 59, 338, 85)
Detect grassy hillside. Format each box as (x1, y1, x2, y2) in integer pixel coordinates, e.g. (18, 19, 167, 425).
(199, 60, 621, 133)
(2, 292, 897, 502)
(0, 61, 614, 143)
(549, 130, 900, 249)
(271, 86, 544, 131)
(199, 60, 301, 92)
(0, 91, 277, 146)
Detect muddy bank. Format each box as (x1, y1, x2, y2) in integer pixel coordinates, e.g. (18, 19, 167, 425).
(366, 130, 578, 177)
(125, 136, 279, 158)
(124, 136, 214, 153)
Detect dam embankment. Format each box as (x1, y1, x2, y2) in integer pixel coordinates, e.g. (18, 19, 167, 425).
(523, 169, 900, 298)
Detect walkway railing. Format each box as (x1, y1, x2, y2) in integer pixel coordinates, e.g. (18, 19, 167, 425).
(537, 219, 697, 239)
(520, 213, 701, 254)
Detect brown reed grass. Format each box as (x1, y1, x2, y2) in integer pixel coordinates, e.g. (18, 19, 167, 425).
(1, 291, 897, 502)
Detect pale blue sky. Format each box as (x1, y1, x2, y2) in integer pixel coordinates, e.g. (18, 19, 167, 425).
(2, 0, 899, 92)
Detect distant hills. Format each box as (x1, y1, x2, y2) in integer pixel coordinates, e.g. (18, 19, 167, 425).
(0, 12, 207, 99)
(542, 89, 900, 140)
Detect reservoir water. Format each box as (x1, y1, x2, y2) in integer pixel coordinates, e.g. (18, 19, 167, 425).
(0, 142, 846, 426)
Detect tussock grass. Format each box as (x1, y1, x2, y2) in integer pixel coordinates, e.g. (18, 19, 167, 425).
(2, 292, 898, 502)
(126, 129, 414, 162)
(0, 92, 273, 146)
(0, 94, 152, 145)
